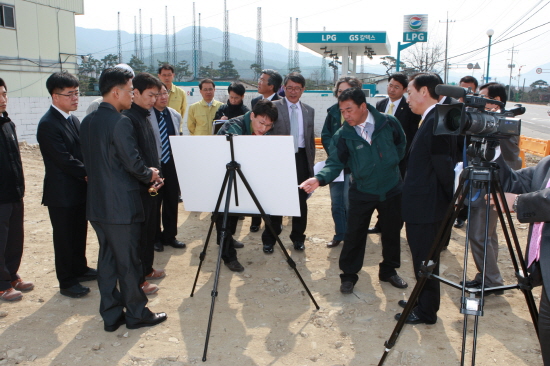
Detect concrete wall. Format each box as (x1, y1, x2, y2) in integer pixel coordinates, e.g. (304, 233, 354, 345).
(7, 92, 384, 144)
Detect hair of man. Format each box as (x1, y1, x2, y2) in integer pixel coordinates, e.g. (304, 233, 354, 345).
(132, 72, 163, 93)
(388, 72, 409, 89)
(46, 71, 79, 96)
(199, 78, 215, 90)
(0, 77, 7, 91)
(338, 87, 367, 107)
(251, 99, 278, 122)
(333, 76, 362, 97)
(228, 82, 246, 97)
(99, 67, 134, 96)
(479, 82, 507, 106)
(409, 72, 441, 100)
(460, 75, 479, 90)
(284, 72, 306, 88)
(261, 69, 283, 94)
(158, 64, 175, 74)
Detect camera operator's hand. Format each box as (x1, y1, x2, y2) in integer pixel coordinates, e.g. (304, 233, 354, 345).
(486, 192, 517, 212)
(300, 178, 320, 194)
(149, 167, 160, 182)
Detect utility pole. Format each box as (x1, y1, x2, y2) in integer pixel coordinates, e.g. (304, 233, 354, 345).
(223, 0, 230, 63)
(192, 3, 197, 79)
(173, 16, 177, 66)
(139, 9, 143, 60)
(255, 7, 263, 70)
(439, 12, 455, 84)
(150, 18, 153, 69)
(288, 18, 293, 73)
(117, 12, 122, 63)
(320, 26, 327, 87)
(134, 16, 138, 58)
(294, 18, 299, 72)
(165, 6, 170, 64)
(507, 44, 519, 100)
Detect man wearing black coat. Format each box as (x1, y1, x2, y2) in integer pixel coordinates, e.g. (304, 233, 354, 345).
(37, 72, 95, 299)
(80, 67, 166, 332)
(395, 73, 458, 325)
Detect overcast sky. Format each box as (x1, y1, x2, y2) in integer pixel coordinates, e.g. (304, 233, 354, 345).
(75, 0, 550, 82)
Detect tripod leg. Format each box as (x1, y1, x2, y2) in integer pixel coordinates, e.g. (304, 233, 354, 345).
(202, 169, 236, 361)
(235, 168, 320, 310)
(190, 170, 231, 297)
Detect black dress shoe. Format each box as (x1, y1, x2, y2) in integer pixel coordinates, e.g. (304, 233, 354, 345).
(224, 260, 245, 272)
(367, 226, 381, 234)
(77, 268, 98, 282)
(60, 283, 90, 298)
(395, 309, 436, 325)
(454, 219, 465, 228)
(104, 312, 126, 332)
(461, 279, 482, 288)
(398, 300, 408, 308)
(126, 312, 167, 329)
(232, 240, 244, 249)
(263, 243, 274, 254)
(293, 241, 305, 251)
(250, 225, 260, 232)
(461, 280, 504, 295)
(153, 241, 164, 252)
(327, 240, 342, 248)
(380, 274, 408, 289)
(340, 281, 354, 294)
(165, 239, 186, 249)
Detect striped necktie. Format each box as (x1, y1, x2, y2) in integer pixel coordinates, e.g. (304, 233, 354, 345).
(158, 111, 171, 164)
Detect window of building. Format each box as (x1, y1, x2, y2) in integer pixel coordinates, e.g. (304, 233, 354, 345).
(0, 4, 15, 29)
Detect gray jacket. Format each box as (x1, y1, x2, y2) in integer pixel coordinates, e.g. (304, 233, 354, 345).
(148, 107, 182, 160)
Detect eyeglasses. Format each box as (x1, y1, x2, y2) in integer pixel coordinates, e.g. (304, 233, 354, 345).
(257, 119, 273, 128)
(117, 87, 134, 95)
(285, 86, 302, 92)
(56, 91, 79, 99)
(159, 91, 169, 96)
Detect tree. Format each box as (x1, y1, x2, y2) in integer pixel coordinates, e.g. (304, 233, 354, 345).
(403, 41, 445, 74)
(127, 55, 147, 73)
(380, 56, 406, 76)
(101, 54, 119, 69)
(175, 60, 191, 81)
(199, 65, 219, 79)
(309, 70, 321, 87)
(250, 63, 262, 80)
(531, 80, 549, 89)
(218, 60, 239, 79)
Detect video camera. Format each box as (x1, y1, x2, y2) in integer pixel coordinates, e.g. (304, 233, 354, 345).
(433, 85, 525, 138)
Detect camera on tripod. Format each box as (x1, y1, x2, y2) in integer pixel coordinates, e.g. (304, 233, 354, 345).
(433, 84, 524, 138)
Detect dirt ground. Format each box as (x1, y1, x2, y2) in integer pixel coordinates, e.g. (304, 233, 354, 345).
(0, 146, 543, 366)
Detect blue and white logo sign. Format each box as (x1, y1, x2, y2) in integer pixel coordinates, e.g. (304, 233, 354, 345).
(409, 16, 422, 30)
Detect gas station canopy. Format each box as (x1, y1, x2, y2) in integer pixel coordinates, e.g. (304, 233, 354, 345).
(297, 31, 391, 77)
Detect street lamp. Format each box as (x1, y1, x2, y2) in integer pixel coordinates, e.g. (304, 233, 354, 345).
(485, 29, 494, 83)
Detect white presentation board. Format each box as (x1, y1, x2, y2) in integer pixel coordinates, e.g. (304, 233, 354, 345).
(170, 135, 301, 216)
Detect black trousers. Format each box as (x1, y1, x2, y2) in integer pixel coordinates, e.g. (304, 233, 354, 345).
(47, 203, 88, 288)
(406, 221, 441, 324)
(91, 221, 151, 327)
(262, 148, 309, 245)
(540, 286, 550, 366)
(214, 214, 238, 263)
(339, 187, 403, 284)
(156, 156, 179, 243)
(140, 191, 159, 280)
(0, 201, 23, 291)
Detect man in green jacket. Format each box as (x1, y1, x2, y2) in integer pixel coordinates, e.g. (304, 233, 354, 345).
(214, 100, 278, 272)
(300, 88, 407, 294)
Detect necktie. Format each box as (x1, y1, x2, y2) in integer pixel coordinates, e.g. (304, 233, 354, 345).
(67, 116, 78, 135)
(388, 102, 395, 115)
(355, 125, 371, 144)
(290, 104, 299, 153)
(418, 118, 424, 127)
(158, 111, 171, 164)
(527, 178, 550, 267)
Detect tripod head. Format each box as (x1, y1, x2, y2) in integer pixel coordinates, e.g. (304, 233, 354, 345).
(466, 136, 500, 167)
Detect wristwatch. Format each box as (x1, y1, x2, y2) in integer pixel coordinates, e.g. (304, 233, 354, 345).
(512, 195, 520, 212)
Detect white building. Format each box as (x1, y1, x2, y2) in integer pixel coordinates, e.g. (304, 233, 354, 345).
(0, 0, 84, 97)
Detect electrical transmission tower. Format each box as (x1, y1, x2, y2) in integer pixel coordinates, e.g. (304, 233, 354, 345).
(192, 3, 197, 79)
(134, 16, 138, 58)
(223, 0, 230, 63)
(255, 7, 263, 70)
(117, 12, 122, 63)
(294, 18, 299, 72)
(165, 6, 170, 64)
(139, 9, 144, 60)
(320, 26, 326, 86)
(150, 19, 154, 69)
(172, 16, 177, 66)
(288, 18, 293, 73)
(198, 13, 203, 73)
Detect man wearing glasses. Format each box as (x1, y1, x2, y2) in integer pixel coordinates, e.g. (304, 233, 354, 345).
(187, 79, 223, 135)
(261, 72, 315, 253)
(37, 72, 95, 298)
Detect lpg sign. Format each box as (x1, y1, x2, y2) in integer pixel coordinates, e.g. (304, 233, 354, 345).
(403, 14, 428, 43)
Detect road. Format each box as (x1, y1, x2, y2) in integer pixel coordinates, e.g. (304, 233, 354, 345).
(517, 102, 550, 140)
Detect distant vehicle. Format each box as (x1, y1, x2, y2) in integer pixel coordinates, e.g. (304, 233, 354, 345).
(374, 94, 389, 98)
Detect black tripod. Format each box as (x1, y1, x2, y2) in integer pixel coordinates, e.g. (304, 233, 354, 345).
(378, 139, 539, 365)
(190, 134, 320, 362)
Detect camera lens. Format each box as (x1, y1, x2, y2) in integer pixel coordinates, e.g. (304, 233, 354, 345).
(444, 108, 462, 133)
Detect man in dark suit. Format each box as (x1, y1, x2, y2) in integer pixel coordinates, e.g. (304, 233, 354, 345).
(497, 155, 550, 365)
(249, 69, 283, 232)
(395, 73, 457, 325)
(80, 67, 166, 332)
(36, 72, 96, 298)
(261, 72, 315, 253)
